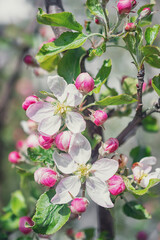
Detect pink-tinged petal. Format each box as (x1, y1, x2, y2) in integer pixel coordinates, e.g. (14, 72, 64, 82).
(91, 158, 119, 181)
(65, 112, 86, 133)
(69, 133, 91, 164)
(140, 169, 160, 188)
(47, 75, 67, 102)
(26, 102, 53, 123)
(86, 177, 114, 208)
(38, 115, 61, 136)
(65, 84, 83, 107)
(53, 151, 77, 174)
(51, 176, 81, 204)
(140, 156, 157, 173)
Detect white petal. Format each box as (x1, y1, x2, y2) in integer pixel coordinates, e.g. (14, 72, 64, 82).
(65, 84, 83, 107)
(20, 120, 31, 134)
(53, 151, 77, 174)
(91, 158, 119, 181)
(65, 112, 86, 133)
(51, 176, 81, 204)
(38, 115, 61, 136)
(47, 75, 67, 102)
(86, 177, 114, 208)
(69, 133, 91, 164)
(140, 170, 160, 188)
(26, 102, 53, 123)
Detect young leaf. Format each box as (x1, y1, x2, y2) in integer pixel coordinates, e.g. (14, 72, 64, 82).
(123, 33, 136, 54)
(37, 8, 83, 32)
(27, 147, 54, 165)
(89, 42, 106, 57)
(142, 45, 160, 57)
(144, 54, 160, 68)
(142, 116, 159, 132)
(130, 146, 151, 163)
(10, 191, 27, 217)
(57, 48, 86, 83)
(123, 201, 151, 219)
(86, 0, 105, 19)
(32, 189, 71, 234)
(145, 24, 160, 45)
(95, 94, 137, 106)
(0, 212, 19, 232)
(152, 74, 160, 96)
(122, 77, 137, 96)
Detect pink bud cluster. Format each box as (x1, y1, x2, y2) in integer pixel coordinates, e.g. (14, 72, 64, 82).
(75, 72, 94, 93)
(70, 198, 89, 214)
(125, 22, 136, 31)
(90, 110, 108, 126)
(34, 167, 57, 187)
(38, 135, 55, 149)
(22, 95, 39, 111)
(19, 216, 34, 234)
(108, 175, 125, 195)
(99, 138, 119, 156)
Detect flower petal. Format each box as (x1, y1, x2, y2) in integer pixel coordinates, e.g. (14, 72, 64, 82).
(140, 156, 157, 173)
(140, 169, 160, 188)
(51, 176, 81, 204)
(86, 177, 114, 208)
(26, 102, 53, 123)
(65, 84, 83, 107)
(53, 151, 77, 174)
(47, 75, 67, 102)
(65, 112, 86, 133)
(38, 115, 61, 136)
(69, 133, 91, 164)
(91, 158, 119, 181)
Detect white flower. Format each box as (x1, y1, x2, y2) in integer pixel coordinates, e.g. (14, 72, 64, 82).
(51, 134, 119, 208)
(26, 76, 86, 136)
(132, 157, 160, 188)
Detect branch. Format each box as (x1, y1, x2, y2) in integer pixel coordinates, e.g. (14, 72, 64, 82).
(136, 64, 145, 117)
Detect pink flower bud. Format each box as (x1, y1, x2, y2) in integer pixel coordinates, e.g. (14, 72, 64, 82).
(34, 167, 57, 187)
(26, 134, 39, 148)
(140, 8, 151, 19)
(142, 82, 147, 92)
(95, 17, 100, 24)
(66, 228, 74, 237)
(75, 232, 86, 240)
(136, 231, 148, 240)
(38, 135, 55, 149)
(16, 140, 25, 150)
(108, 175, 125, 195)
(70, 198, 89, 214)
(55, 131, 72, 152)
(23, 55, 36, 66)
(90, 110, 108, 126)
(19, 216, 34, 234)
(99, 138, 119, 155)
(112, 154, 128, 168)
(75, 73, 94, 93)
(131, 0, 137, 7)
(117, 0, 132, 15)
(8, 151, 21, 164)
(125, 22, 136, 31)
(22, 95, 38, 111)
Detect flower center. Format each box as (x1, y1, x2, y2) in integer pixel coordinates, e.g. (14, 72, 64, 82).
(136, 171, 148, 183)
(54, 102, 67, 114)
(75, 164, 91, 178)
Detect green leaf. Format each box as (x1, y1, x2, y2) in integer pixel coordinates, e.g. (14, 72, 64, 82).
(83, 228, 95, 240)
(145, 24, 160, 45)
(57, 47, 86, 83)
(145, 54, 160, 68)
(27, 147, 54, 165)
(10, 190, 27, 217)
(152, 74, 160, 95)
(37, 8, 83, 32)
(89, 42, 106, 57)
(137, 4, 154, 27)
(142, 45, 160, 56)
(123, 201, 151, 219)
(36, 32, 89, 68)
(99, 87, 118, 100)
(17, 237, 33, 240)
(96, 94, 137, 106)
(86, 0, 105, 19)
(0, 212, 19, 232)
(122, 77, 137, 95)
(40, 54, 60, 72)
(123, 33, 136, 54)
(32, 189, 71, 234)
(142, 116, 159, 132)
(130, 146, 151, 163)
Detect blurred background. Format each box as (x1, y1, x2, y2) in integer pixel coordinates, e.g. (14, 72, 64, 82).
(0, 0, 160, 239)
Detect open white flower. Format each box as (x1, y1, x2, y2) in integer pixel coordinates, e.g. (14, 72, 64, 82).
(26, 76, 86, 136)
(132, 157, 160, 188)
(51, 134, 119, 208)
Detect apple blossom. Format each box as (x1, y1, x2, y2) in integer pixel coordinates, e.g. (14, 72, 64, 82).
(125, 22, 136, 31)
(55, 131, 72, 152)
(26, 75, 86, 136)
(16, 140, 25, 150)
(19, 216, 34, 234)
(132, 157, 160, 188)
(75, 72, 94, 93)
(34, 167, 57, 187)
(51, 134, 119, 208)
(70, 198, 89, 214)
(38, 135, 55, 149)
(26, 134, 39, 148)
(99, 138, 119, 156)
(90, 110, 108, 126)
(108, 175, 125, 195)
(22, 95, 39, 111)
(117, 0, 132, 15)
(112, 154, 128, 168)
(8, 151, 21, 164)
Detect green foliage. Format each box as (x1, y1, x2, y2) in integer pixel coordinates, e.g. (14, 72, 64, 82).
(32, 189, 71, 234)
(130, 146, 151, 163)
(0, 212, 19, 232)
(123, 33, 136, 54)
(89, 42, 106, 57)
(142, 46, 160, 68)
(99, 87, 118, 100)
(27, 147, 54, 165)
(122, 77, 137, 96)
(86, 0, 105, 19)
(96, 94, 137, 106)
(37, 8, 83, 32)
(83, 228, 95, 240)
(137, 4, 155, 27)
(152, 74, 160, 96)
(123, 201, 151, 219)
(145, 54, 160, 68)
(17, 237, 33, 240)
(11, 190, 27, 217)
(145, 24, 160, 45)
(142, 116, 159, 132)
(58, 48, 86, 83)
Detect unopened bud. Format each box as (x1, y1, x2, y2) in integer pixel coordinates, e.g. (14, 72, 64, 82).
(94, 16, 105, 25)
(99, 138, 119, 156)
(75, 72, 94, 93)
(139, 8, 151, 19)
(125, 22, 136, 31)
(39, 37, 56, 49)
(55, 131, 72, 152)
(23, 55, 36, 67)
(16, 140, 25, 150)
(19, 216, 34, 234)
(66, 228, 74, 237)
(38, 135, 55, 149)
(112, 154, 128, 168)
(131, 0, 137, 7)
(34, 167, 57, 187)
(90, 110, 108, 126)
(136, 231, 148, 240)
(117, 0, 132, 15)
(8, 151, 21, 164)
(26, 134, 39, 148)
(22, 95, 39, 111)
(108, 175, 125, 195)
(75, 232, 86, 240)
(70, 198, 89, 214)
